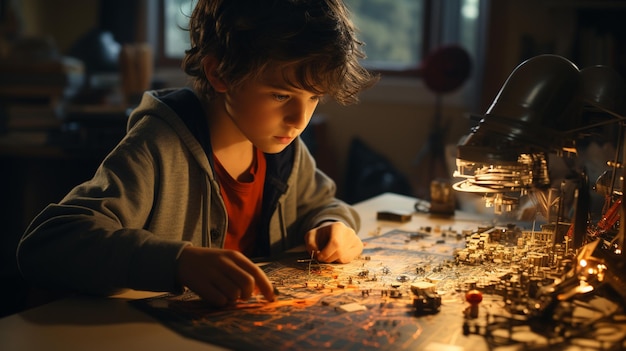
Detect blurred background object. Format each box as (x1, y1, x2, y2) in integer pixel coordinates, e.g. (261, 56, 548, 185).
(119, 42, 153, 105)
(413, 45, 472, 200)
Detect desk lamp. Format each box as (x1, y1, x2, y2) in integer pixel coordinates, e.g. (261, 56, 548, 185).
(454, 54, 582, 216)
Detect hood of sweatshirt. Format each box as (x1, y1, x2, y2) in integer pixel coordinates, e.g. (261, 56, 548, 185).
(127, 88, 214, 176)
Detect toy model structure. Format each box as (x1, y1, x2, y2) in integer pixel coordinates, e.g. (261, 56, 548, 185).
(454, 54, 626, 347)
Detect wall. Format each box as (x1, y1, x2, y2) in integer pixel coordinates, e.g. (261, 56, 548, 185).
(18, 0, 99, 53)
(315, 78, 473, 198)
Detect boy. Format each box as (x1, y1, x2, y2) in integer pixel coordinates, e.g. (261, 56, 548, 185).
(17, 0, 378, 307)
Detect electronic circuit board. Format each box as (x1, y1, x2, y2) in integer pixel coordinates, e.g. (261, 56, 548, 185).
(131, 228, 626, 351)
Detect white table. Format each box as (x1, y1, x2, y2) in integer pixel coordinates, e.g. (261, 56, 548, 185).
(0, 193, 491, 351)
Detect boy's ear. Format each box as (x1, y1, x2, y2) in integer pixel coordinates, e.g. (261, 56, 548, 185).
(202, 56, 228, 93)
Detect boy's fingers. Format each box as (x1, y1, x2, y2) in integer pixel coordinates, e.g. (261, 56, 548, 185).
(255, 272, 275, 302)
(317, 247, 338, 263)
(235, 254, 275, 302)
(248, 266, 274, 301)
(305, 232, 319, 252)
(193, 282, 230, 307)
(226, 272, 253, 300)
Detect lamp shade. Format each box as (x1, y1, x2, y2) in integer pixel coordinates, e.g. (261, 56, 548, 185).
(580, 65, 626, 119)
(458, 55, 583, 163)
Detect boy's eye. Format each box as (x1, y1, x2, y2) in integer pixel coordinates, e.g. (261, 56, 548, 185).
(273, 94, 289, 101)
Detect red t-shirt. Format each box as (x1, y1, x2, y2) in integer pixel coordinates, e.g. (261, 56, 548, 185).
(213, 148, 266, 257)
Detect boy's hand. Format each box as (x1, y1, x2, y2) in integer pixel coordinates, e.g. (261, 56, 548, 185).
(305, 221, 363, 263)
(176, 247, 275, 307)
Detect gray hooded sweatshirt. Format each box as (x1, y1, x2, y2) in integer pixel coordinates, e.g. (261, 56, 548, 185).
(17, 88, 359, 295)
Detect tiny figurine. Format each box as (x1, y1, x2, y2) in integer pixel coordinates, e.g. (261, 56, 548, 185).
(465, 289, 483, 319)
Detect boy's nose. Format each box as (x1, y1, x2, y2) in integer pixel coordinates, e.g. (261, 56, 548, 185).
(284, 100, 312, 130)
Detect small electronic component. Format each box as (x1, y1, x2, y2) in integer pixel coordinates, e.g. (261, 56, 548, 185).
(411, 282, 442, 315)
(337, 302, 367, 313)
(376, 210, 412, 222)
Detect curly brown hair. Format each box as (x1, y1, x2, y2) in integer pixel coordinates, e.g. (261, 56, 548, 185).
(182, 0, 378, 105)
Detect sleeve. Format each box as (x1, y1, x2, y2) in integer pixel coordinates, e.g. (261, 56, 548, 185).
(16, 119, 189, 295)
(291, 139, 360, 234)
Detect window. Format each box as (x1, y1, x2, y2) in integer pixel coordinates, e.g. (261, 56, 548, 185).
(346, 0, 425, 72)
(157, 0, 484, 78)
(162, 0, 196, 60)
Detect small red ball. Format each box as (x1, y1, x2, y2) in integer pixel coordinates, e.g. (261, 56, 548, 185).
(465, 289, 483, 304)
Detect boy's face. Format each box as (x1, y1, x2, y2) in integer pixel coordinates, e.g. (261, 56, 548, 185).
(221, 65, 323, 154)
